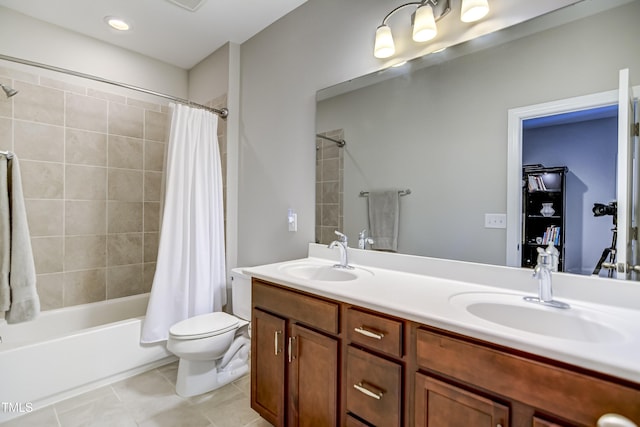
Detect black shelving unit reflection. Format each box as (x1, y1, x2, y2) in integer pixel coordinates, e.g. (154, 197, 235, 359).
(521, 165, 568, 270)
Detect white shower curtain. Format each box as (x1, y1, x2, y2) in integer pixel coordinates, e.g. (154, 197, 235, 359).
(141, 103, 226, 344)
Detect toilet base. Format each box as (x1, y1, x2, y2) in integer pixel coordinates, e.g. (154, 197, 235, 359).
(175, 336, 250, 397)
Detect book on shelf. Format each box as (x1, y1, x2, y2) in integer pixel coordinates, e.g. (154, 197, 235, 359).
(541, 225, 561, 245)
(527, 174, 547, 192)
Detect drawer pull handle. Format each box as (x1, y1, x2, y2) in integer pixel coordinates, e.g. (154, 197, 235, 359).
(274, 330, 282, 355)
(354, 326, 384, 340)
(354, 382, 384, 400)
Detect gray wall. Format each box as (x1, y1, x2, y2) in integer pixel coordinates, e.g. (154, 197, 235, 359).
(239, 0, 640, 267)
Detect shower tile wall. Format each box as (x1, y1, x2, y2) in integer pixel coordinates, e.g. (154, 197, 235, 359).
(315, 130, 343, 245)
(0, 66, 171, 311)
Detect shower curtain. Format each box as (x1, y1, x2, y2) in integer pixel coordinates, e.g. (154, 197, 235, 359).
(141, 104, 226, 344)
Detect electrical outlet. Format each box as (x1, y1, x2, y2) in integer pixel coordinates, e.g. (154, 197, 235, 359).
(485, 213, 506, 229)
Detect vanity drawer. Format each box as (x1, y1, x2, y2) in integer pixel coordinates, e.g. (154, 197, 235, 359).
(347, 308, 403, 357)
(346, 346, 402, 427)
(252, 280, 339, 334)
(416, 327, 640, 425)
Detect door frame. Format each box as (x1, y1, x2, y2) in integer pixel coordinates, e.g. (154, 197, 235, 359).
(506, 87, 640, 268)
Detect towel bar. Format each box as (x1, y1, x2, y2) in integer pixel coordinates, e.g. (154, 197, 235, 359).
(360, 189, 411, 197)
(0, 150, 14, 159)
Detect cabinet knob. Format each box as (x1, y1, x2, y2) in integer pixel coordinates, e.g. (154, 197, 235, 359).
(354, 326, 385, 340)
(597, 414, 638, 427)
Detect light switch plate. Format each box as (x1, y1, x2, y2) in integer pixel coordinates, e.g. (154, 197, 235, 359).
(485, 213, 506, 229)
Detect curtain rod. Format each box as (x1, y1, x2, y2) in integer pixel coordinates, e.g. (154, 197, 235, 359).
(0, 54, 228, 119)
(316, 134, 346, 147)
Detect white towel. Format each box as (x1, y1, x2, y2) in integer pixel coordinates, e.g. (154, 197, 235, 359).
(3, 155, 39, 323)
(368, 190, 400, 252)
(0, 157, 10, 312)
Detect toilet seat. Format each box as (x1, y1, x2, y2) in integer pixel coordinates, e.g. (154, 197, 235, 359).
(169, 312, 239, 340)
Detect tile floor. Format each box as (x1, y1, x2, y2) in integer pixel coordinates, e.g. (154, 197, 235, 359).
(1, 362, 272, 427)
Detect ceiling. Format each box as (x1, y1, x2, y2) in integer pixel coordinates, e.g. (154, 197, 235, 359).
(0, 0, 307, 69)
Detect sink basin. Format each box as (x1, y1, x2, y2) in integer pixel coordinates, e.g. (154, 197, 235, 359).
(449, 292, 627, 343)
(279, 262, 372, 282)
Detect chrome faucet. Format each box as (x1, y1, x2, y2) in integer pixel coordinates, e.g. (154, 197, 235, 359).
(358, 229, 375, 250)
(328, 230, 354, 269)
(524, 243, 570, 309)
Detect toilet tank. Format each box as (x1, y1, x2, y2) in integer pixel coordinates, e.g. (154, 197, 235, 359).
(230, 268, 251, 321)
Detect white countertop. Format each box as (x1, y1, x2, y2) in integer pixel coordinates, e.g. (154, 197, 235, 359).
(244, 244, 640, 384)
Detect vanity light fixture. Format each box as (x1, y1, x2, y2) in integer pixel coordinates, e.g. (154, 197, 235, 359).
(373, 0, 489, 59)
(105, 16, 131, 31)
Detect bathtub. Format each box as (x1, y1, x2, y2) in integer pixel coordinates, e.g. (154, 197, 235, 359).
(0, 293, 174, 423)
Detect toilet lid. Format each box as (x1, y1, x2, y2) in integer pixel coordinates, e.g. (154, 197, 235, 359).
(169, 312, 239, 339)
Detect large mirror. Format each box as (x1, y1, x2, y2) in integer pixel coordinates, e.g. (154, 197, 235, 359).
(315, 0, 640, 279)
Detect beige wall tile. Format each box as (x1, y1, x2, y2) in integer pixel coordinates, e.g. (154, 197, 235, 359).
(66, 165, 107, 200)
(107, 264, 144, 299)
(144, 232, 159, 263)
(0, 81, 12, 118)
(36, 273, 64, 310)
(40, 76, 86, 95)
(144, 141, 165, 171)
(14, 120, 64, 162)
(87, 88, 126, 104)
(108, 201, 143, 233)
(13, 81, 64, 125)
(108, 135, 143, 169)
(145, 110, 169, 142)
(0, 118, 11, 151)
(65, 235, 107, 271)
(64, 269, 106, 306)
(65, 200, 107, 235)
(1, 66, 171, 311)
(25, 199, 63, 236)
(107, 233, 143, 266)
(109, 102, 143, 138)
(143, 263, 156, 293)
(66, 129, 107, 166)
(31, 236, 63, 274)
(66, 93, 108, 132)
(144, 171, 162, 202)
(128, 98, 161, 111)
(108, 169, 143, 201)
(322, 181, 339, 204)
(144, 202, 160, 232)
(21, 160, 64, 199)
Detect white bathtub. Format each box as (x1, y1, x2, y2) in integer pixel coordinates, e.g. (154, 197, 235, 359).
(0, 293, 174, 423)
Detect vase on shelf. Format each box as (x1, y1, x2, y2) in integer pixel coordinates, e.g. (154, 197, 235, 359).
(540, 202, 555, 217)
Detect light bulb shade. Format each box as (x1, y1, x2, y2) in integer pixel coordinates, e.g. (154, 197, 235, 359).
(460, 0, 489, 23)
(374, 25, 395, 58)
(412, 4, 437, 42)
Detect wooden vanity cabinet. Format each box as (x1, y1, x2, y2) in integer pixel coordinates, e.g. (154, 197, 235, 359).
(251, 279, 340, 427)
(251, 276, 640, 427)
(414, 326, 640, 427)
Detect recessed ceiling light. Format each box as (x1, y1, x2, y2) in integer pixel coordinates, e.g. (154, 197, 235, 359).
(105, 16, 131, 31)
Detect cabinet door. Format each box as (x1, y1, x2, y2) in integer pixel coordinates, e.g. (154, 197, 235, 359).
(251, 308, 286, 427)
(415, 373, 509, 427)
(288, 323, 338, 427)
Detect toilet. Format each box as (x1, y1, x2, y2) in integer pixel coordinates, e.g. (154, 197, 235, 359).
(167, 268, 252, 397)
